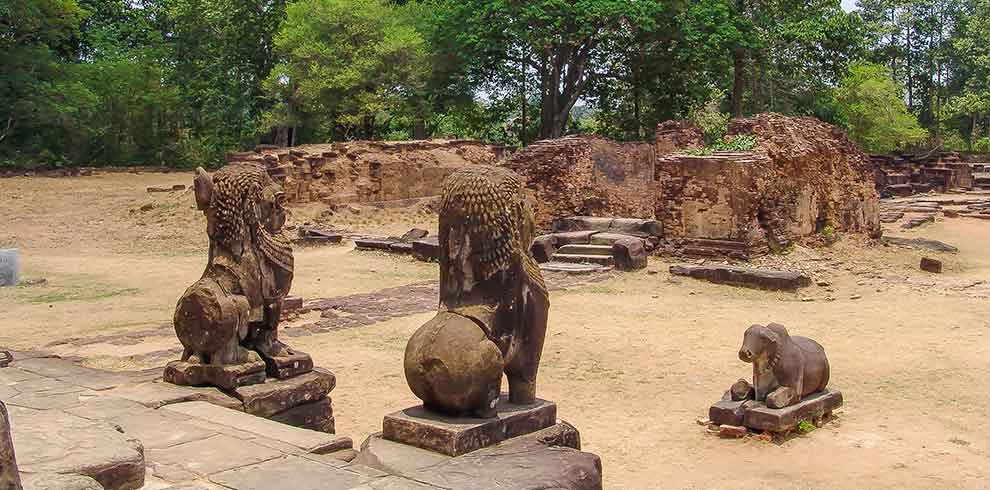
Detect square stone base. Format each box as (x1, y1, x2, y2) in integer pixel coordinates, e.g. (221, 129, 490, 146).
(709, 388, 843, 433)
(382, 396, 556, 456)
(163, 360, 267, 390)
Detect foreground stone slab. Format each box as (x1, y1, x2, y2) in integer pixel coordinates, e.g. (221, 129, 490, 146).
(21, 474, 103, 490)
(354, 433, 451, 475)
(231, 368, 335, 418)
(12, 357, 131, 391)
(210, 455, 365, 490)
(669, 264, 811, 291)
(105, 380, 241, 410)
(743, 389, 843, 432)
(163, 401, 351, 454)
(403, 422, 600, 490)
(145, 435, 282, 477)
(382, 397, 556, 456)
(8, 405, 145, 490)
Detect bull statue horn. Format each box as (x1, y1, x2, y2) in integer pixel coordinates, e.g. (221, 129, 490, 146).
(194, 167, 214, 211)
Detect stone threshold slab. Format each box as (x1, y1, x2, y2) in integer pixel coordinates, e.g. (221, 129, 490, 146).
(382, 396, 556, 457)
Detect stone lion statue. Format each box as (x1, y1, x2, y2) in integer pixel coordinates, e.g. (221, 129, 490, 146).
(166, 163, 310, 389)
(404, 165, 549, 418)
(737, 323, 830, 409)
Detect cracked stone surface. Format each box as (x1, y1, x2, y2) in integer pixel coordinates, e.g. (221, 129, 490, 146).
(7, 405, 145, 490)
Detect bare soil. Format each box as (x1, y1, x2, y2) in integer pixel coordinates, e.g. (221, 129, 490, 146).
(1, 172, 988, 490)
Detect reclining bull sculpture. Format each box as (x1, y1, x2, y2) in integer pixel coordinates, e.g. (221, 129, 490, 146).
(736, 323, 830, 409)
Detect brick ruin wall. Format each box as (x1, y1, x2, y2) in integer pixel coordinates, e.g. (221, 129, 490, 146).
(872, 151, 977, 196)
(227, 140, 504, 205)
(655, 114, 881, 258)
(500, 135, 656, 230)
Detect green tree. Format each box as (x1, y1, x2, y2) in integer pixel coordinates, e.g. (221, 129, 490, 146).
(835, 62, 926, 152)
(435, 0, 666, 140)
(262, 0, 430, 142)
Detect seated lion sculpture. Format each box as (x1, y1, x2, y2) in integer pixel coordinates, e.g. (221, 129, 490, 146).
(165, 163, 310, 389)
(404, 165, 549, 418)
(736, 323, 830, 409)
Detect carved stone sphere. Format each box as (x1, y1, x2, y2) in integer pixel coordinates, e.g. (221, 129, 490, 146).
(404, 311, 503, 417)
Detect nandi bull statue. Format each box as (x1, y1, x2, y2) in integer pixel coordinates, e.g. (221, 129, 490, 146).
(165, 163, 312, 389)
(733, 323, 830, 409)
(403, 165, 550, 418)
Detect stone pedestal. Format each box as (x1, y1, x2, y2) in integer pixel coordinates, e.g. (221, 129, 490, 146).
(709, 388, 843, 433)
(154, 366, 339, 434)
(163, 359, 267, 390)
(382, 396, 556, 456)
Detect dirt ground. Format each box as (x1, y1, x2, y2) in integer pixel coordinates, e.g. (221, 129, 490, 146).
(1, 171, 988, 490)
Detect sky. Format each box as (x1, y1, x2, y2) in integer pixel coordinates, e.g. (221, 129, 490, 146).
(842, 0, 858, 11)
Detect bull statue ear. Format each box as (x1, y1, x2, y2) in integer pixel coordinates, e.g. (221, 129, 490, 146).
(194, 167, 214, 211)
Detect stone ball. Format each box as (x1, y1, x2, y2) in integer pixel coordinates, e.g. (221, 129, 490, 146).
(404, 311, 503, 416)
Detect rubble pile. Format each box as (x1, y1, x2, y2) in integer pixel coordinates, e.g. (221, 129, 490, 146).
(501, 135, 656, 230)
(871, 151, 976, 196)
(227, 140, 505, 205)
(655, 113, 881, 258)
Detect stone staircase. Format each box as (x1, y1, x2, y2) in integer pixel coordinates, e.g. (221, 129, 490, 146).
(552, 244, 616, 267)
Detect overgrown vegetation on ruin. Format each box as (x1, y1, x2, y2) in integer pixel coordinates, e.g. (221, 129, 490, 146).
(3, 0, 989, 168)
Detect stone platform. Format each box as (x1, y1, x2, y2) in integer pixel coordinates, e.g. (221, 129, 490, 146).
(1, 351, 601, 490)
(360, 422, 602, 490)
(382, 396, 556, 456)
(709, 388, 843, 432)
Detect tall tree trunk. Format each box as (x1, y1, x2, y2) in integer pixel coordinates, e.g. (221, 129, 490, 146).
(413, 118, 426, 140)
(521, 60, 528, 146)
(730, 46, 745, 117)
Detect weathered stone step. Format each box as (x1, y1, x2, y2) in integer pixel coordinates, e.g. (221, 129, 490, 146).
(553, 253, 615, 266)
(555, 244, 613, 256)
(538, 262, 611, 274)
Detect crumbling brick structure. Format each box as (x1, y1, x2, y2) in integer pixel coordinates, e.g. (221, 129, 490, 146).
(227, 140, 504, 205)
(501, 135, 656, 229)
(655, 114, 881, 258)
(872, 151, 975, 197)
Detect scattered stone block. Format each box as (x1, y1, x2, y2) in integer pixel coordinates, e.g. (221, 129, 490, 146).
(729, 379, 753, 401)
(388, 242, 413, 254)
(410, 239, 439, 262)
(709, 400, 746, 427)
(669, 264, 811, 291)
(266, 350, 314, 379)
(882, 236, 958, 253)
(401, 229, 429, 241)
(718, 425, 748, 438)
(354, 239, 396, 251)
(382, 396, 556, 456)
(742, 389, 843, 432)
(920, 257, 943, 273)
(612, 238, 647, 271)
(162, 401, 350, 454)
(530, 235, 557, 263)
(283, 296, 304, 313)
(232, 368, 335, 418)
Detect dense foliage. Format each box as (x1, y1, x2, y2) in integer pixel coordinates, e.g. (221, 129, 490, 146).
(1, 0, 986, 168)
